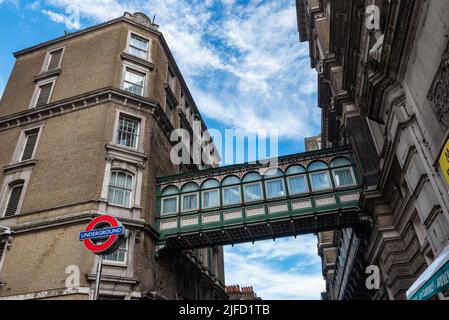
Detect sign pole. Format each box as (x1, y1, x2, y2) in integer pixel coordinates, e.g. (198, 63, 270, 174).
(93, 254, 103, 300)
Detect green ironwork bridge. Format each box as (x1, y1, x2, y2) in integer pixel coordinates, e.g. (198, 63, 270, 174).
(155, 146, 366, 250)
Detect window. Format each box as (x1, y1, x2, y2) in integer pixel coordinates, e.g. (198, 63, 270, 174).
(4, 183, 24, 217)
(202, 179, 220, 209)
(182, 193, 198, 212)
(223, 187, 241, 206)
(21, 129, 39, 161)
(308, 161, 332, 192)
(161, 186, 179, 215)
(180, 183, 199, 212)
(310, 172, 332, 191)
(128, 34, 149, 60)
(203, 190, 219, 209)
(165, 98, 174, 122)
(168, 67, 176, 92)
(243, 172, 263, 202)
(35, 82, 53, 108)
(123, 68, 145, 96)
(0, 240, 6, 263)
(104, 239, 127, 264)
(244, 183, 263, 202)
(108, 171, 133, 207)
(46, 48, 63, 70)
(265, 179, 285, 199)
(117, 115, 139, 149)
(331, 158, 356, 188)
(333, 169, 356, 187)
(288, 175, 308, 195)
(162, 197, 178, 215)
(222, 176, 241, 206)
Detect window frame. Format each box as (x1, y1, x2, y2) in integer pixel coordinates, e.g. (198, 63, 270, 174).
(11, 125, 43, 164)
(107, 170, 134, 208)
(2, 182, 25, 218)
(332, 167, 357, 188)
(41, 46, 65, 72)
(202, 189, 220, 210)
(309, 171, 333, 192)
(264, 178, 286, 199)
(123, 67, 146, 97)
(20, 128, 41, 162)
(243, 181, 264, 203)
(222, 185, 242, 207)
(29, 77, 57, 109)
(181, 192, 199, 213)
(161, 195, 179, 216)
(287, 174, 309, 195)
(126, 31, 151, 61)
(116, 114, 141, 150)
(103, 237, 128, 266)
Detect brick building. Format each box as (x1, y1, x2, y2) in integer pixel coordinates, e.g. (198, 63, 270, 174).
(0, 12, 226, 300)
(226, 285, 261, 300)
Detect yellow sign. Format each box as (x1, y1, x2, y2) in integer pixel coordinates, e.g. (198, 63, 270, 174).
(440, 139, 449, 186)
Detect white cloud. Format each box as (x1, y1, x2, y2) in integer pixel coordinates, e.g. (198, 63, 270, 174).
(35, 0, 320, 141)
(224, 236, 325, 300)
(41, 9, 81, 29)
(0, 0, 19, 7)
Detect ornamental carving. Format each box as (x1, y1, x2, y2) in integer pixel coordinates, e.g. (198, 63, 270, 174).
(428, 40, 449, 129)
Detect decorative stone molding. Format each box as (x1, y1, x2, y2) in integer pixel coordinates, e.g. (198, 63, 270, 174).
(427, 40, 449, 129)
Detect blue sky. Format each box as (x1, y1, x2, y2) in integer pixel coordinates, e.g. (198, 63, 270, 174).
(0, 0, 324, 299)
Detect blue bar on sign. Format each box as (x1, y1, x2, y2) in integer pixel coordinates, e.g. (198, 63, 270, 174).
(79, 226, 124, 241)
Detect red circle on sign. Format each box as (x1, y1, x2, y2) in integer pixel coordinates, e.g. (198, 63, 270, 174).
(82, 215, 122, 254)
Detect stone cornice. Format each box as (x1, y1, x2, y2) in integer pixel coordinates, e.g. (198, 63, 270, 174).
(0, 87, 177, 144)
(3, 210, 159, 240)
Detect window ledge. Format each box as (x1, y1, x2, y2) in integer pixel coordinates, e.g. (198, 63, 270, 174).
(3, 159, 37, 173)
(106, 144, 148, 163)
(34, 68, 62, 83)
(121, 52, 154, 70)
(102, 261, 128, 268)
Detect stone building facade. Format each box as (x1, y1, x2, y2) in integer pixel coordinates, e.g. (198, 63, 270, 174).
(297, 0, 449, 300)
(0, 12, 226, 300)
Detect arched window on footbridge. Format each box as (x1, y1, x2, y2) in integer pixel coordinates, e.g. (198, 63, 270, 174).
(222, 175, 241, 206)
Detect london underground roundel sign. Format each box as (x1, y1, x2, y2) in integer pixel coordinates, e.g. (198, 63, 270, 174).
(79, 215, 125, 255)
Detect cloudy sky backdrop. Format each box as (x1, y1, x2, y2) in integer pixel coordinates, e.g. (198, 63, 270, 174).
(0, 0, 324, 299)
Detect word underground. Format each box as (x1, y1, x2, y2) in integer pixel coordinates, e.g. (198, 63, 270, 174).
(79, 226, 124, 241)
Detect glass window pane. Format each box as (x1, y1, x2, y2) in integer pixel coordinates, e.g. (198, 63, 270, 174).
(223, 187, 241, 205)
(108, 171, 132, 207)
(162, 197, 177, 214)
(286, 165, 306, 175)
(266, 179, 285, 198)
(311, 173, 332, 191)
(244, 183, 263, 202)
(104, 240, 126, 263)
(162, 186, 179, 196)
(202, 179, 220, 189)
(222, 176, 240, 186)
(124, 70, 144, 96)
(243, 172, 262, 183)
(308, 161, 328, 171)
(203, 190, 219, 209)
(333, 169, 355, 187)
(331, 158, 352, 168)
(288, 176, 308, 194)
(182, 194, 198, 211)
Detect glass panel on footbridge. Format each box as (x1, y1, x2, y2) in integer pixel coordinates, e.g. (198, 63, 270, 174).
(155, 146, 363, 250)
